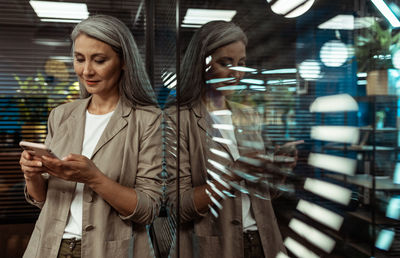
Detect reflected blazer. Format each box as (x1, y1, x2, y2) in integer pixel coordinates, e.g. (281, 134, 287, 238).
(166, 100, 286, 258)
(23, 97, 162, 258)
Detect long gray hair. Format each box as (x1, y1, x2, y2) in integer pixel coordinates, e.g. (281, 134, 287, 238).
(176, 20, 247, 106)
(71, 15, 156, 106)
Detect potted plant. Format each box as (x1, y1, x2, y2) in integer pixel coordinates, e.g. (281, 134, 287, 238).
(355, 20, 400, 95)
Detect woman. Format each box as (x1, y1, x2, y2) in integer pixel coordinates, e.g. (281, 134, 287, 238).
(20, 15, 162, 258)
(166, 21, 288, 258)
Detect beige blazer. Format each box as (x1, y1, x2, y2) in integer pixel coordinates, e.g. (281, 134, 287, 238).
(166, 101, 286, 258)
(23, 97, 162, 258)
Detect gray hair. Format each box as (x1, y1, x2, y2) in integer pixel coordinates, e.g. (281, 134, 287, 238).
(71, 15, 156, 106)
(176, 20, 247, 106)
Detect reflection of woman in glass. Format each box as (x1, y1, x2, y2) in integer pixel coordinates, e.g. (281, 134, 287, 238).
(19, 15, 161, 258)
(168, 21, 287, 258)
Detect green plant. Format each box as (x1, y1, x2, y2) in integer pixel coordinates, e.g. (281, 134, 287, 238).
(355, 20, 400, 72)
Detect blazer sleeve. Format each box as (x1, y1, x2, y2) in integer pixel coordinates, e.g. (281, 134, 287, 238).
(24, 108, 57, 209)
(119, 108, 163, 224)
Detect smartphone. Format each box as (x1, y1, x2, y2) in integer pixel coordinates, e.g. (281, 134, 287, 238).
(19, 141, 58, 159)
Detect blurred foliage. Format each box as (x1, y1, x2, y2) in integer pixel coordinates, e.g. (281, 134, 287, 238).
(355, 20, 400, 72)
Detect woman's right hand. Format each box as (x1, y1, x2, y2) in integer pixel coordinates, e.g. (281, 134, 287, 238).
(19, 150, 45, 181)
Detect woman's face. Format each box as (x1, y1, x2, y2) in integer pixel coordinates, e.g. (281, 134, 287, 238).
(205, 40, 246, 95)
(73, 33, 123, 98)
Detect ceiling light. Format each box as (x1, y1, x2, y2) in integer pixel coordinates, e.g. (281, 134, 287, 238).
(309, 94, 359, 112)
(183, 8, 237, 25)
(319, 15, 354, 30)
(181, 24, 202, 28)
(267, 0, 315, 18)
(320, 40, 349, 67)
(371, 0, 400, 27)
(298, 59, 321, 81)
(318, 15, 376, 30)
(34, 39, 70, 47)
(40, 18, 82, 23)
(30, 1, 89, 21)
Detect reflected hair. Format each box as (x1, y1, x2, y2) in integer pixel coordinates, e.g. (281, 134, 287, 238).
(71, 15, 156, 106)
(175, 20, 247, 106)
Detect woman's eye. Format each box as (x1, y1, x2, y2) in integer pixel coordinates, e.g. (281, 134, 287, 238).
(95, 59, 105, 64)
(219, 62, 232, 67)
(75, 58, 84, 63)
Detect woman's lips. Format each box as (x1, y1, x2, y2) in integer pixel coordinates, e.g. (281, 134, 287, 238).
(85, 80, 100, 86)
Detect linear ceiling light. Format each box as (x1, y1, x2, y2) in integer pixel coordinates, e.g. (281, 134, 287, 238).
(318, 15, 376, 30)
(30, 1, 89, 22)
(319, 15, 355, 30)
(183, 8, 237, 26)
(371, 0, 400, 27)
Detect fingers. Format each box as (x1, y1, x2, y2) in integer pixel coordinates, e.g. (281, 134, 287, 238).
(62, 153, 85, 161)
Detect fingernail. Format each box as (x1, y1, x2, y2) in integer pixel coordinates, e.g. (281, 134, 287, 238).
(37, 161, 42, 167)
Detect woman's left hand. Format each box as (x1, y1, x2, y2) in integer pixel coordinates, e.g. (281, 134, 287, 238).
(41, 154, 101, 184)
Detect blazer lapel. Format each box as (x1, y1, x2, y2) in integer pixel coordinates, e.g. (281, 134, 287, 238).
(90, 99, 131, 159)
(65, 98, 90, 155)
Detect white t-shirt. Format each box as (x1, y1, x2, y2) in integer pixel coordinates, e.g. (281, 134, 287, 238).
(62, 110, 114, 239)
(210, 110, 258, 232)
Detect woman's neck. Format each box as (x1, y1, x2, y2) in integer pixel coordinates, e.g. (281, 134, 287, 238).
(204, 91, 227, 111)
(88, 93, 120, 115)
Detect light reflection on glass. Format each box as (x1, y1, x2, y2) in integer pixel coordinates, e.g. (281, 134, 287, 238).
(249, 85, 266, 91)
(206, 169, 230, 189)
(276, 251, 290, 258)
(309, 94, 359, 112)
(216, 85, 247, 91)
(205, 77, 235, 84)
(296, 199, 344, 231)
(310, 125, 360, 144)
(392, 49, 400, 69)
(206, 180, 227, 200)
(211, 123, 235, 130)
(288, 218, 336, 253)
(267, 79, 297, 85)
(393, 163, 400, 184)
(210, 148, 231, 159)
(283, 237, 319, 258)
(210, 109, 232, 116)
(386, 196, 400, 220)
(308, 153, 357, 176)
(208, 159, 231, 176)
(240, 78, 264, 85)
(229, 66, 257, 72)
(261, 68, 297, 74)
(212, 136, 233, 145)
(304, 178, 352, 205)
(375, 228, 395, 251)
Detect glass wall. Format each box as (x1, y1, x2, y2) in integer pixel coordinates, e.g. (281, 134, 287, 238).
(1, 0, 400, 257)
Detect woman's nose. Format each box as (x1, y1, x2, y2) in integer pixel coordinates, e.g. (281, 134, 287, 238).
(230, 68, 243, 80)
(83, 62, 94, 76)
